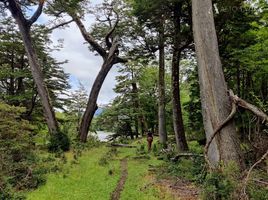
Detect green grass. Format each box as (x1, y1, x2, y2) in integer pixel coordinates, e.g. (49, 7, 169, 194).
(27, 146, 120, 200)
(27, 139, 172, 200)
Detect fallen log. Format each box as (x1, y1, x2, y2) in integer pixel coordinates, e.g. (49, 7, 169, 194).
(171, 153, 204, 161)
(108, 143, 137, 148)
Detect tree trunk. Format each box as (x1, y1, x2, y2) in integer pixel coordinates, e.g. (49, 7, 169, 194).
(10, 5, 58, 134)
(79, 57, 115, 142)
(158, 21, 167, 147)
(192, 0, 243, 168)
(171, 2, 189, 152)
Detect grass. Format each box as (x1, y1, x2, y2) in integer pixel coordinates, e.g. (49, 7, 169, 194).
(27, 146, 120, 200)
(26, 139, 173, 200)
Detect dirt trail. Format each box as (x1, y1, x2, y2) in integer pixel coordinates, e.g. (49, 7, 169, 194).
(111, 158, 128, 200)
(156, 178, 200, 200)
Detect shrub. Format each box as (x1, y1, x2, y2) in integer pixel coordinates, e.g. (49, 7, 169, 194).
(0, 102, 44, 198)
(48, 131, 70, 152)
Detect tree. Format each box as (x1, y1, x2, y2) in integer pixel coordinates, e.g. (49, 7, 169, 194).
(49, 0, 127, 142)
(131, 0, 168, 146)
(0, 17, 70, 117)
(192, 0, 243, 168)
(0, 0, 59, 134)
(68, 82, 88, 130)
(170, 0, 192, 151)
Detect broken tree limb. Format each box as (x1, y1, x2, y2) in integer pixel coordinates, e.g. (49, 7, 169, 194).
(240, 149, 268, 199)
(109, 143, 137, 148)
(229, 91, 268, 124)
(204, 89, 268, 169)
(171, 153, 204, 162)
(204, 90, 237, 169)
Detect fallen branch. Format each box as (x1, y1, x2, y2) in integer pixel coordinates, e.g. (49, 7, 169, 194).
(240, 149, 268, 199)
(204, 90, 237, 169)
(171, 153, 204, 162)
(252, 178, 268, 186)
(109, 143, 137, 148)
(204, 89, 268, 169)
(229, 92, 268, 124)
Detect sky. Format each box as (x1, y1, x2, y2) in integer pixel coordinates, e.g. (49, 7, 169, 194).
(40, 0, 119, 105)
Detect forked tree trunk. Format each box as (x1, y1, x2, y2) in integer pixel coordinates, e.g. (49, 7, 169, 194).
(8, 1, 58, 134)
(158, 21, 167, 146)
(171, 2, 188, 152)
(192, 0, 243, 168)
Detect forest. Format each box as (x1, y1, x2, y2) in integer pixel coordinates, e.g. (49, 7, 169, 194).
(0, 0, 268, 199)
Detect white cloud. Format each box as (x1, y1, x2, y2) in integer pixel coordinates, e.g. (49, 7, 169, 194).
(41, 2, 119, 104)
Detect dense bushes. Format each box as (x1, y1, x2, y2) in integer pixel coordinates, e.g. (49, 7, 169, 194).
(0, 102, 45, 198)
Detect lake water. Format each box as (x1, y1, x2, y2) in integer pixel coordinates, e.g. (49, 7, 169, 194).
(95, 131, 114, 142)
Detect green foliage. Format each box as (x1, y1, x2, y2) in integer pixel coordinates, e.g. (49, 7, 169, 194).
(48, 131, 70, 152)
(98, 148, 118, 166)
(202, 171, 235, 200)
(0, 102, 45, 198)
(202, 163, 240, 200)
(248, 184, 268, 200)
(188, 141, 203, 154)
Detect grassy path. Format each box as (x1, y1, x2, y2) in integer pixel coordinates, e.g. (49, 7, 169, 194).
(27, 142, 199, 200)
(27, 146, 120, 200)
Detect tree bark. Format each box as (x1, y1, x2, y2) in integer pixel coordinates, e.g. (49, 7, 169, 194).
(79, 57, 115, 142)
(8, 0, 58, 134)
(158, 20, 167, 147)
(171, 2, 189, 152)
(192, 0, 243, 168)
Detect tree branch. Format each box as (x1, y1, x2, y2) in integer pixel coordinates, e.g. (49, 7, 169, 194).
(204, 89, 268, 169)
(229, 92, 268, 124)
(204, 90, 237, 169)
(47, 19, 74, 32)
(28, 0, 45, 26)
(240, 149, 268, 199)
(71, 13, 107, 58)
(105, 8, 119, 49)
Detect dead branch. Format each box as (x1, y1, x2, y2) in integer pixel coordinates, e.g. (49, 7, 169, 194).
(204, 89, 268, 169)
(252, 178, 268, 186)
(240, 149, 268, 199)
(229, 92, 268, 124)
(204, 90, 237, 169)
(171, 153, 204, 162)
(109, 143, 137, 148)
(47, 19, 74, 32)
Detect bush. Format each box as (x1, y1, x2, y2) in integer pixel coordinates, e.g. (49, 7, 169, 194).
(0, 102, 45, 198)
(48, 131, 70, 152)
(202, 171, 235, 200)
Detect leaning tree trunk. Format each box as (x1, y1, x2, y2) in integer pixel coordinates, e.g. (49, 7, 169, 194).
(171, 2, 189, 152)
(79, 55, 116, 142)
(158, 21, 167, 147)
(9, 4, 58, 134)
(192, 0, 243, 168)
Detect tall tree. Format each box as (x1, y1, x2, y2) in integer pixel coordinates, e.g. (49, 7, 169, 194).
(49, 0, 127, 142)
(131, 0, 168, 146)
(170, 0, 192, 151)
(192, 0, 243, 168)
(0, 0, 59, 134)
(0, 17, 70, 118)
